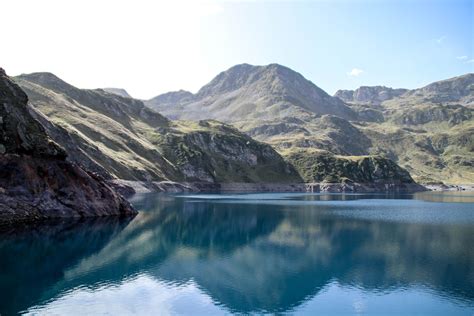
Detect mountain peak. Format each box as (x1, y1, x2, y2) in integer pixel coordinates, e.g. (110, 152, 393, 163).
(16, 72, 77, 93)
(149, 63, 357, 121)
(196, 63, 304, 97)
(18, 71, 63, 82)
(147, 89, 194, 110)
(103, 88, 132, 98)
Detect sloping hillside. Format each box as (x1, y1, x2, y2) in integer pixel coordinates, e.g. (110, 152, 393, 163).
(0, 68, 134, 224)
(146, 65, 473, 184)
(15, 73, 301, 184)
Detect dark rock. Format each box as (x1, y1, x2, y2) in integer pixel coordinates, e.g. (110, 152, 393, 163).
(0, 68, 66, 158)
(0, 68, 135, 225)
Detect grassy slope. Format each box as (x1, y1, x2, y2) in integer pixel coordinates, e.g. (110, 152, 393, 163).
(235, 101, 473, 184)
(17, 70, 473, 185)
(360, 119, 474, 184)
(16, 76, 301, 184)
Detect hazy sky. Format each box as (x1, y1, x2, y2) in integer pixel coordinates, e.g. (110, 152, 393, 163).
(1, 0, 473, 99)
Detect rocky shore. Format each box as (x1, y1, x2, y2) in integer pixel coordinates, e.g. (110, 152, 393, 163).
(111, 179, 428, 196)
(0, 68, 135, 225)
(423, 184, 474, 192)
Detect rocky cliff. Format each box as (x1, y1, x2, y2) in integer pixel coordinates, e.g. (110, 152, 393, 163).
(0, 68, 135, 225)
(335, 86, 408, 106)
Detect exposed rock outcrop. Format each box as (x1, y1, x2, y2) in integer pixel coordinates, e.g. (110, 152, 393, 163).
(0, 68, 135, 225)
(401, 73, 474, 107)
(283, 149, 423, 191)
(335, 86, 408, 105)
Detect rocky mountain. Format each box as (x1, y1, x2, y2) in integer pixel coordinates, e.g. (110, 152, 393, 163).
(103, 88, 132, 98)
(9, 64, 472, 187)
(15, 72, 301, 186)
(392, 73, 474, 108)
(147, 89, 194, 109)
(0, 68, 135, 224)
(338, 75, 473, 183)
(335, 86, 408, 106)
(146, 63, 357, 121)
(146, 65, 473, 184)
(335, 74, 474, 108)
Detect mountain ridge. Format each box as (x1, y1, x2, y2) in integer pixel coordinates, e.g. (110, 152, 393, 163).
(15, 72, 302, 185)
(103, 88, 132, 98)
(14, 65, 474, 185)
(144, 65, 473, 184)
(146, 63, 358, 122)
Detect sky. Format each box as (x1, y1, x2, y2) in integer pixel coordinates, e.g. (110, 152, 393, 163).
(1, 0, 473, 99)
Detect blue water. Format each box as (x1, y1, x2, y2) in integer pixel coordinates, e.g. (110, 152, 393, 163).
(0, 192, 473, 315)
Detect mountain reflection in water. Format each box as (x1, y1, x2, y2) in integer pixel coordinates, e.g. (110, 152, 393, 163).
(0, 192, 473, 315)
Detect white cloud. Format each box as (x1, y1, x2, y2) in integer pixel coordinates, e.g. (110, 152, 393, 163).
(347, 68, 364, 77)
(457, 56, 468, 60)
(435, 36, 446, 44)
(466, 59, 474, 64)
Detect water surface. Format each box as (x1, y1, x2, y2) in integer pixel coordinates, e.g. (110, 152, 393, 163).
(1, 192, 473, 315)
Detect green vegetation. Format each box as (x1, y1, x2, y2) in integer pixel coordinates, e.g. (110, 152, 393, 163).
(282, 148, 414, 184)
(16, 67, 474, 186)
(180, 67, 472, 185)
(15, 73, 301, 184)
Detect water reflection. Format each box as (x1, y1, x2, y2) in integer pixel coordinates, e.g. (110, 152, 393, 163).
(0, 217, 134, 315)
(1, 193, 473, 314)
(413, 191, 474, 203)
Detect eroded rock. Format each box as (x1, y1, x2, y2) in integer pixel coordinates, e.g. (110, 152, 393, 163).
(0, 68, 135, 225)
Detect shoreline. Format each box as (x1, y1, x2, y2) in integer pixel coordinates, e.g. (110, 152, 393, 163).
(423, 184, 474, 192)
(110, 180, 443, 197)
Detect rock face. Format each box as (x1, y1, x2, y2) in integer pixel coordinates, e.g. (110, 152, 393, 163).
(0, 71, 65, 158)
(156, 121, 301, 183)
(335, 86, 408, 105)
(283, 149, 419, 187)
(391, 103, 472, 125)
(401, 73, 474, 107)
(0, 68, 135, 225)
